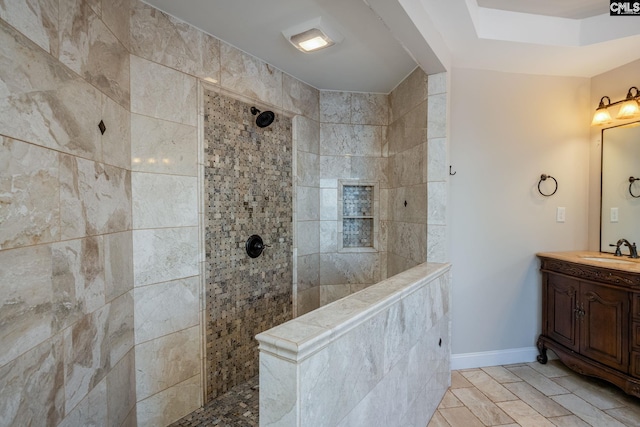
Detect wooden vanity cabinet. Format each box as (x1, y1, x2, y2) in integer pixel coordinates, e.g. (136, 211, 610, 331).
(537, 256, 640, 397)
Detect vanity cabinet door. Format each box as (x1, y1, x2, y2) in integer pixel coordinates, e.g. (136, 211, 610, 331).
(580, 282, 629, 373)
(546, 274, 579, 352)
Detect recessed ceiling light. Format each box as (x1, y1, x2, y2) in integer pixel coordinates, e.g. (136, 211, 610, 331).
(283, 17, 343, 53)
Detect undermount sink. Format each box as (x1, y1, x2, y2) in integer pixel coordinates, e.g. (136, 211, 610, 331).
(580, 256, 636, 265)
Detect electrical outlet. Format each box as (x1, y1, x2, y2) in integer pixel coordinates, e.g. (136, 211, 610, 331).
(611, 207, 619, 223)
(556, 207, 566, 223)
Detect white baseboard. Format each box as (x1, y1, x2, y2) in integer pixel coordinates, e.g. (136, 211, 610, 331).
(451, 347, 540, 370)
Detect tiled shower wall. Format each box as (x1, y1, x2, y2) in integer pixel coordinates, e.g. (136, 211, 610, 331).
(295, 69, 449, 313)
(316, 91, 389, 307)
(203, 90, 293, 400)
(386, 68, 430, 276)
(0, 3, 135, 427)
(0, 0, 318, 425)
(1, 0, 445, 425)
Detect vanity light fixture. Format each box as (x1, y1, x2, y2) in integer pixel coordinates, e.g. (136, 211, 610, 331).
(591, 97, 613, 126)
(591, 86, 640, 126)
(617, 87, 640, 119)
(282, 17, 343, 53)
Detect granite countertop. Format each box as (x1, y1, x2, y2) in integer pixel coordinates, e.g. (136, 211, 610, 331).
(537, 250, 640, 274)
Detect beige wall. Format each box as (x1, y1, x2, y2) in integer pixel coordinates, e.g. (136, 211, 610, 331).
(449, 68, 591, 360)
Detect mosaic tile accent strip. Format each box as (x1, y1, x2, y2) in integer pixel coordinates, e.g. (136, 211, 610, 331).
(343, 218, 373, 247)
(343, 185, 373, 217)
(204, 90, 293, 401)
(169, 376, 259, 427)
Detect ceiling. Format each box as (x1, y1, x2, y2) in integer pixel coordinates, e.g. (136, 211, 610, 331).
(476, 0, 606, 19)
(143, 0, 640, 93)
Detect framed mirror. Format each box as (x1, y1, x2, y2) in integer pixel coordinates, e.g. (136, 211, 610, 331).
(600, 121, 640, 253)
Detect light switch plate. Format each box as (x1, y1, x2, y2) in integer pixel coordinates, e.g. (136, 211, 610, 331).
(611, 207, 619, 223)
(556, 207, 566, 223)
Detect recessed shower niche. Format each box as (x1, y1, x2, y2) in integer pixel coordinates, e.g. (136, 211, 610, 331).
(203, 89, 293, 401)
(339, 182, 378, 250)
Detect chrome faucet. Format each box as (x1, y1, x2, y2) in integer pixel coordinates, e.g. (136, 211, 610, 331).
(610, 239, 639, 258)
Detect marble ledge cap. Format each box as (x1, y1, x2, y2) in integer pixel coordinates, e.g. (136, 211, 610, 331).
(256, 262, 451, 363)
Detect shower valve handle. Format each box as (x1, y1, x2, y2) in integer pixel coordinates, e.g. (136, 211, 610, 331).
(246, 235, 269, 258)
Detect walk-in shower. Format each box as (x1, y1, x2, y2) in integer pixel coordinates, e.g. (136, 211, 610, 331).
(203, 91, 292, 401)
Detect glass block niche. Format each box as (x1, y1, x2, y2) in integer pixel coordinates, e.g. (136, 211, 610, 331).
(340, 183, 378, 250)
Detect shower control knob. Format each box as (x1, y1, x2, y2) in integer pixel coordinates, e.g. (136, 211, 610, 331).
(246, 235, 269, 258)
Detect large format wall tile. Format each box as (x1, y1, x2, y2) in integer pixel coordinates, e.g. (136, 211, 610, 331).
(293, 115, 320, 154)
(0, 0, 59, 56)
(428, 181, 447, 225)
(0, 137, 60, 250)
(297, 186, 320, 222)
(299, 315, 386, 426)
(131, 113, 197, 176)
(134, 277, 198, 344)
(130, 55, 197, 126)
(428, 137, 447, 182)
(220, 41, 283, 107)
(132, 227, 199, 287)
(351, 156, 388, 185)
(387, 222, 427, 265)
(59, 378, 107, 427)
(428, 93, 447, 139)
(132, 172, 198, 228)
(104, 231, 133, 303)
(320, 155, 351, 180)
(388, 100, 427, 156)
(59, 0, 130, 109)
(319, 253, 380, 286)
(130, 0, 220, 81)
(0, 245, 54, 367)
(388, 184, 427, 223)
(320, 124, 383, 157)
(320, 91, 351, 124)
(0, 334, 64, 427)
(297, 254, 319, 293)
(428, 224, 447, 263)
(388, 143, 426, 188)
(101, 0, 130, 49)
(63, 305, 110, 413)
(107, 290, 134, 366)
(297, 221, 319, 257)
(137, 374, 201, 426)
(60, 155, 131, 239)
(389, 67, 427, 123)
(52, 236, 105, 332)
(101, 94, 131, 170)
(0, 20, 102, 161)
(134, 326, 200, 400)
(296, 150, 319, 189)
(283, 73, 319, 120)
(352, 92, 389, 126)
(106, 349, 136, 427)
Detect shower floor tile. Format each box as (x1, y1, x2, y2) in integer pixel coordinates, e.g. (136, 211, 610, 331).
(170, 376, 259, 427)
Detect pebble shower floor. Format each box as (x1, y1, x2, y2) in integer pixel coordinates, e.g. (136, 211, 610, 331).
(169, 376, 259, 426)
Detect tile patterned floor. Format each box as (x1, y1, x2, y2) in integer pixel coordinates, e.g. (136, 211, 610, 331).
(170, 360, 640, 426)
(429, 360, 640, 427)
(169, 376, 258, 427)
